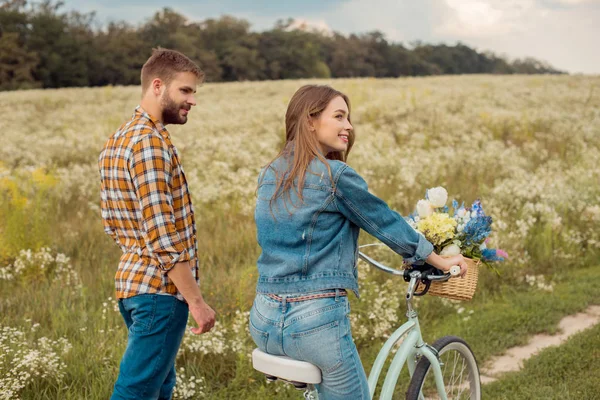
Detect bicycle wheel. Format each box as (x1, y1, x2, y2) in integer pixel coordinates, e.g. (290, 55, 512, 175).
(406, 336, 481, 400)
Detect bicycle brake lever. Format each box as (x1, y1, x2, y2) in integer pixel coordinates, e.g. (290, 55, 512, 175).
(413, 279, 431, 296)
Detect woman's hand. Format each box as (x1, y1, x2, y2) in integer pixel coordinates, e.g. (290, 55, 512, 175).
(425, 252, 468, 278)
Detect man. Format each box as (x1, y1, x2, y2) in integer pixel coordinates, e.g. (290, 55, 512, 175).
(98, 48, 216, 400)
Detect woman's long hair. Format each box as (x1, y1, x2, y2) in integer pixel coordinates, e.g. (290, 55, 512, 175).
(260, 85, 355, 210)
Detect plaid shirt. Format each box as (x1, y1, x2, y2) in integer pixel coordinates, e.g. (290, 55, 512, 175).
(98, 106, 198, 300)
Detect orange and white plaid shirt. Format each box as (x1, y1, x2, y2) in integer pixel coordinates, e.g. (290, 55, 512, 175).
(98, 106, 198, 300)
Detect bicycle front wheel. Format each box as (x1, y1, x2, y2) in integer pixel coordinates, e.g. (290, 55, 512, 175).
(406, 336, 481, 400)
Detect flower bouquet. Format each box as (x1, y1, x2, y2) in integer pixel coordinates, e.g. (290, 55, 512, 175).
(405, 187, 507, 301)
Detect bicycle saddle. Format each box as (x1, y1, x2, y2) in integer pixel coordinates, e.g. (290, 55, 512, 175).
(252, 348, 322, 386)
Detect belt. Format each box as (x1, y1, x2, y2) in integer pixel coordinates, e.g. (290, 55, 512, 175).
(267, 289, 347, 303)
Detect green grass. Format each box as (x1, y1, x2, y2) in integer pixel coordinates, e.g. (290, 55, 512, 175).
(365, 264, 600, 399)
(3, 203, 599, 399)
(2, 75, 600, 399)
(2, 200, 599, 400)
(417, 265, 600, 363)
(484, 323, 600, 400)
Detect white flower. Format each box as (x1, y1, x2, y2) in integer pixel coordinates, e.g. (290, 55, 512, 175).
(457, 208, 467, 218)
(427, 187, 448, 208)
(416, 199, 434, 218)
(440, 244, 461, 256)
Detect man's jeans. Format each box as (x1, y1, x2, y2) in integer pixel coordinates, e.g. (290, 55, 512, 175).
(249, 291, 370, 400)
(111, 294, 189, 400)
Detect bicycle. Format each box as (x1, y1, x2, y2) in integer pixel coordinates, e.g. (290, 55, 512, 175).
(252, 245, 482, 399)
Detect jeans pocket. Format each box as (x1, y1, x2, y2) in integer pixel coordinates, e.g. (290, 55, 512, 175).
(291, 320, 343, 373)
(249, 318, 269, 351)
(125, 295, 157, 335)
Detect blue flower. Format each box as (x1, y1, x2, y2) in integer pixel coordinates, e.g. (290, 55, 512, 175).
(482, 248, 505, 262)
(463, 216, 492, 245)
(452, 200, 466, 217)
(471, 200, 485, 217)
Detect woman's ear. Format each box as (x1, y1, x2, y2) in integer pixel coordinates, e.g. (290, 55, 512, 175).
(307, 115, 316, 132)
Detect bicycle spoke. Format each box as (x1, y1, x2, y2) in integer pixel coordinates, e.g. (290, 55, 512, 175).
(439, 350, 473, 400)
(454, 359, 466, 394)
(450, 351, 459, 395)
(456, 359, 466, 398)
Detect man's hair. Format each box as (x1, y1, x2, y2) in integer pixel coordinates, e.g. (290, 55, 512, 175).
(141, 48, 204, 94)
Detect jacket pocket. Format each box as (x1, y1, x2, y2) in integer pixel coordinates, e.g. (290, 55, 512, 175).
(291, 320, 343, 373)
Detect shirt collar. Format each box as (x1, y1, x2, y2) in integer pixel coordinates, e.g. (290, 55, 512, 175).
(134, 105, 170, 139)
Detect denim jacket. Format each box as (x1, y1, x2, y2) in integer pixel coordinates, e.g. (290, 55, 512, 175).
(255, 156, 434, 297)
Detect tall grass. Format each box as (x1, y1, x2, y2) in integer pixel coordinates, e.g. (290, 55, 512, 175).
(1, 74, 599, 399)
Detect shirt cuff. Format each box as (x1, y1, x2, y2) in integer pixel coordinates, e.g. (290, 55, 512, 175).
(157, 249, 191, 272)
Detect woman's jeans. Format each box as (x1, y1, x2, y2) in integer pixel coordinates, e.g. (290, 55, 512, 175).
(250, 291, 370, 400)
(111, 294, 189, 400)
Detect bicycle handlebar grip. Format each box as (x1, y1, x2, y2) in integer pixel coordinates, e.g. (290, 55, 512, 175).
(449, 265, 461, 276)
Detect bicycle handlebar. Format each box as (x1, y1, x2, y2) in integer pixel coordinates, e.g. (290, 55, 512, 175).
(358, 250, 459, 298)
(357, 251, 457, 282)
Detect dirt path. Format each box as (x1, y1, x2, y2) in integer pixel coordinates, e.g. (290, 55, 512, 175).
(480, 305, 600, 384)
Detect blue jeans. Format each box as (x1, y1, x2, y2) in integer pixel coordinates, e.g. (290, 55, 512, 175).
(249, 291, 370, 400)
(111, 294, 189, 400)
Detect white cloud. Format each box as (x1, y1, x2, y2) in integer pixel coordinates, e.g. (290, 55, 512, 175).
(429, 0, 600, 73)
(309, 0, 439, 43)
(284, 19, 334, 36)
(438, 0, 539, 37)
(312, 0, 599, 73)
(552, 0, 600, 5)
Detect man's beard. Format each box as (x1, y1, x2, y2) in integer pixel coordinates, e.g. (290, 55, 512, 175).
(161, 92, 189, 125)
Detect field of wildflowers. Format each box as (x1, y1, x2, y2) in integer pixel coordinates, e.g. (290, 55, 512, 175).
(0, 75, 599, 399)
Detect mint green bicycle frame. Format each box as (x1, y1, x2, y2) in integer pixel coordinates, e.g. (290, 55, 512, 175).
(368, 302, 446, 399)
(303, 250, 453, 400)
(361, 251, 449, 400)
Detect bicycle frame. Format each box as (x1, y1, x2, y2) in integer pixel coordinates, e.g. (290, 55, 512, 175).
(366, 304, 448, 400)
(359, 250, 450, 400)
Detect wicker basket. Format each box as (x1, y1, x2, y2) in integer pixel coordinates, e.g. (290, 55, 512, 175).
(417, 258, 480, 301)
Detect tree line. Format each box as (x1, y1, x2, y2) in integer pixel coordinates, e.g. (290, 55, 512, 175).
(0, 0, 564, 91)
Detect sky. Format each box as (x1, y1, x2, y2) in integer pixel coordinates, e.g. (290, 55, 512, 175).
(62, 0, 600, 74)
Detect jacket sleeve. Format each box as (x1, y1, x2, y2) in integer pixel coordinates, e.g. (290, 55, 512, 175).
(128, 134, 190, 271)
(333, 165, 433, 264)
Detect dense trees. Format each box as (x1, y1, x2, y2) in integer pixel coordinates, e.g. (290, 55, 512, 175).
(0, 1, 564, 91)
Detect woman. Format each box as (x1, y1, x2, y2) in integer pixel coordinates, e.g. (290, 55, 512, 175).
(250, 85, 467, 399)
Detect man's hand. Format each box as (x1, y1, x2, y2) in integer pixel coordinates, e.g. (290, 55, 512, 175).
(188, 300, 216, 335)
(166, 261, 216, 334)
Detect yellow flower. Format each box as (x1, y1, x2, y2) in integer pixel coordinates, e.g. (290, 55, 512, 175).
(417, 213, 457, 246)
(31, 168, 58, 190)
